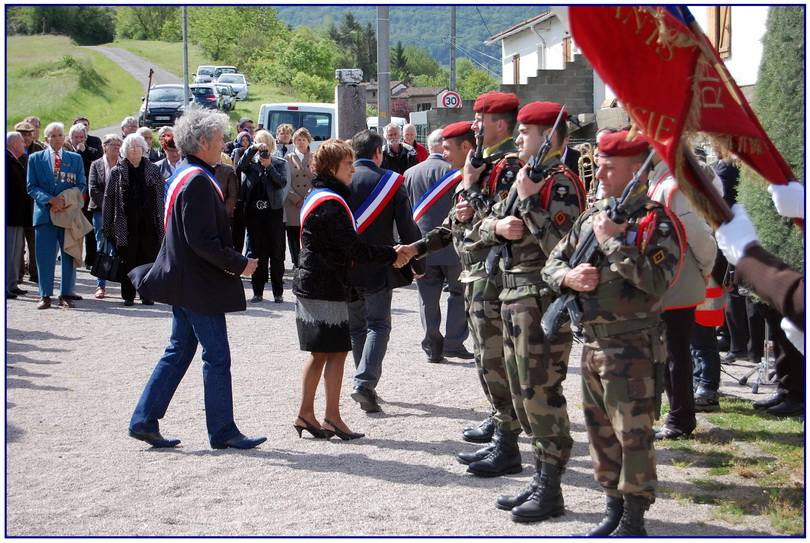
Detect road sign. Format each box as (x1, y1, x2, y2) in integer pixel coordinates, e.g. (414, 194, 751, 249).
(440, 91, 461, 108)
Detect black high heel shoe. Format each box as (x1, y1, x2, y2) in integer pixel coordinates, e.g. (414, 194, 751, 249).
(293, 416, 328, 439)
(323, 418, 364, 440)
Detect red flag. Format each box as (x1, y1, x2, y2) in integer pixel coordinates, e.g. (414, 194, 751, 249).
(568, 6, 800, 227)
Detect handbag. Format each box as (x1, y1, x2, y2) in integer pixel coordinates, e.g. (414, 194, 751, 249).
(91, 238, 127, 283)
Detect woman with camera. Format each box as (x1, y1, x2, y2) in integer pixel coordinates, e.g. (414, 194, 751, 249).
(292, 139, 407, 440)
(237, 130, 289, 303)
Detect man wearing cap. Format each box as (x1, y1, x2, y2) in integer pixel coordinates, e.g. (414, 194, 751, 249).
(542, 131, 682, 536)
(404, 128, 470, 364)
(26, 122, 88, 309)
(479, 101, 586, 522)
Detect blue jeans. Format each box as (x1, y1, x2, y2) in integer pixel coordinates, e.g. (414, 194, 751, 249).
(129, 306, 240, 445)
(92, 211, 106, 288)
(692, 323, 721, 391)
(348, 287, 392, 391)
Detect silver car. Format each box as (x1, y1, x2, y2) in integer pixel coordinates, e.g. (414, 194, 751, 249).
(216, 73, 250, 101)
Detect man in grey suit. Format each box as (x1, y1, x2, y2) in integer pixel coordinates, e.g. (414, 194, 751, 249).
(404, 129, 471, 363)
(347, 130, 425, 413)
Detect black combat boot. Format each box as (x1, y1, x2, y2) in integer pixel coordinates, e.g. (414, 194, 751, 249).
(510, 461, 565, 523)
(466, 429, 522, 477)
(457, 432, 499, 465)
(462, 417, 495, 443)
(609, 494, 650, 537)
(580, 495, 624, 536)
(496, 460, 542, 510)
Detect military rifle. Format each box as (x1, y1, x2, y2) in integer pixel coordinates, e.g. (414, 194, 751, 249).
(485, 105, 567, 275)
(539, 149, 657, 341)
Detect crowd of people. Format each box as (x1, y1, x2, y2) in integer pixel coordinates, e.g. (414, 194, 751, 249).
(6, 98, 803, 536)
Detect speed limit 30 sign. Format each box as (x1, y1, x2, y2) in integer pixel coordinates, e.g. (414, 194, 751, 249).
(439, 91, 461, 108)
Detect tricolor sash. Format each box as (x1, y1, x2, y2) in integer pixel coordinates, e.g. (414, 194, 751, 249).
(412, 168, 462, 222)
(164, 165, 223, 232)
(299, 188, 356, 241)
(354, 169, 405, 234)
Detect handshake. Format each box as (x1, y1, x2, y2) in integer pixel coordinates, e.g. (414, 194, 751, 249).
(392, 243, 418, 269)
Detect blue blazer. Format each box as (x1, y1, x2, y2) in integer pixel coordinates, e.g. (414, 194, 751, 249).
(26, 149, 87, 227)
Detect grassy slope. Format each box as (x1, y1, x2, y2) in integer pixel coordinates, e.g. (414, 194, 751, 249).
(110, 39, 296, 131)
(7, 35, 143, 130)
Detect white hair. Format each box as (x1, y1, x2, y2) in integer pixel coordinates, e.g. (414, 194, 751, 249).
(68, 123, 87, 139)
(121, 134, 149, 157)
(44, 122, 65, 138)
(426, 129, 443, 152)
(157, 126, 174, 139)
(173, 108, 229, 157)
(7, 131, 23, 145)
(121, 116, 138, 129)
(383, 123, 401, 136)
(136, 127, 153, 139)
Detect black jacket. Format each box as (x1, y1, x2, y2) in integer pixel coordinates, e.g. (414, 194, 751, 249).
(129, 156, 248, 314)
(347, 159, 424, 291)
(237, 146, 288, 209)
(293, 174, 396, 302)
(6, 150, 32, 227)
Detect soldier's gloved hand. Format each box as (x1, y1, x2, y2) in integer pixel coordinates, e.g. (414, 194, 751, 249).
(715, 204, 759, 265)
(781, 317, 804, 355)
(767, 181, 805, 219)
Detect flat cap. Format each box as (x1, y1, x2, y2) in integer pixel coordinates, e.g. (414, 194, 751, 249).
(597, 131, 650, 157)
(517, 101, 569, 126)
(441, 121, 474, 139)
(14, 121, 35, 132)
(473, 91, 520, 114)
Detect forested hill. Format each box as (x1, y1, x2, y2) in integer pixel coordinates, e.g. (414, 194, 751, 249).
(275, 5, 547, 74)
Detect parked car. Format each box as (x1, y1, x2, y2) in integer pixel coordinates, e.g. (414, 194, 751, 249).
(258, 103, 336, 151)
(216, 84, 238, 112)
(189, 84, 221, 110)
(213, 66, 238, 81)
(139, 84, 191, 128)
(216, 73, 250, 101)
(193, 65, 216, 84)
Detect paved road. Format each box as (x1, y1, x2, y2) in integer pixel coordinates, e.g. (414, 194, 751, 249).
(82, 46, 183, 137)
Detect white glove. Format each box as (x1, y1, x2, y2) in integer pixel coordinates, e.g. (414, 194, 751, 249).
(780, 317, 804, 355)
(715, 204, 759, 265)
(767, 181, 805, 219)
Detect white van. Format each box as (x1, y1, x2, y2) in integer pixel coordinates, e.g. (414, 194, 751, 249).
(258, 103, 336, 151)
(366, 116, 407, 133)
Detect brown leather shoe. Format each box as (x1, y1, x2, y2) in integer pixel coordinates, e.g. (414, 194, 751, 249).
(58, 295, 75, 308)
(37, 296, 52, 310)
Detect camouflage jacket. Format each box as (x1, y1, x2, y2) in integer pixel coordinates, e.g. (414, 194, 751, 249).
(415, 138, 523, 286)
(541, 189, 682, 325)
(480, 155, 585, 301)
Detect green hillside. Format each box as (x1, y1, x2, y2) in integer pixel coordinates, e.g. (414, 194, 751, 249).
(275, 6, 547, 75)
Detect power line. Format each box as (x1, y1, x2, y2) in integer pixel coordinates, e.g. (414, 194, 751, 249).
(476, 7, 493, 38)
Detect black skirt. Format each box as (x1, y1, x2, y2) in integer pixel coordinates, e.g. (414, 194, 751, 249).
(295, 297, 351, 353)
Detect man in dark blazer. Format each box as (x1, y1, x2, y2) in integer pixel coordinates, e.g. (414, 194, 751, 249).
(26, 122, 87, 309)
(6, 131, 31, 299)
(347, 130, 425, 413)
(404, 128, 470, 363)
(127, 108, 266, 450)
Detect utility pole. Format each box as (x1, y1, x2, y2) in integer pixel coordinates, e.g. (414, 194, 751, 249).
(182, 7, 190, 105)
(377, 6, 391, 131)
(450, 6, 456, 92)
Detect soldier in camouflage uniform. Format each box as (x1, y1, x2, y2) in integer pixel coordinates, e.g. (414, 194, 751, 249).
(479, 102, 586, 522)
(402, 93, 525, 474)
(542, 131, 682, 537)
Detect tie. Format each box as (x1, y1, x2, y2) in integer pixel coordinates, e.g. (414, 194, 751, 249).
(53, 152, 61, 179)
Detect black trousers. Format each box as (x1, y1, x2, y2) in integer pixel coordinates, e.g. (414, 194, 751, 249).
(662, 307, 696, 432)
(725, 290, 765, 360)
(83, 208, 97, 268)
(245, 207, 285, 297)
(231, 202, 246, 254)
(759, 304, 805, 400)
(285, 225, 301, 268)
(118, 230, 161, 302)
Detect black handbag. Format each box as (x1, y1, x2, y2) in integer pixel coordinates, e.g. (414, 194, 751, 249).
(91, 238, 126, 283)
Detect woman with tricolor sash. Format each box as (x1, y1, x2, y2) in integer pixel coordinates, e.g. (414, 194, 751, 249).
(291, 139, 405, 441)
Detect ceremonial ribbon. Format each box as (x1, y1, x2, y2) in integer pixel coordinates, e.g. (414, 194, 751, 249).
(164, 165, 223, 232)
(354, 169, 405, 234)
(412, 169, 462, 222)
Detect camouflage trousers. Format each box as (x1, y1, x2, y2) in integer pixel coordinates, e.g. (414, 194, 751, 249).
(502, 294, 573, 465)
(581, 331, 658, 499)
(466, 280, 519, 432)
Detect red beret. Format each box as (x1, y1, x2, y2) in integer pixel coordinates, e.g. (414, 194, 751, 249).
(441, 121, 474, 139)
(597, 131, 650, 157)
(517, 101, 569, 126)
(473, 91, 520, 114)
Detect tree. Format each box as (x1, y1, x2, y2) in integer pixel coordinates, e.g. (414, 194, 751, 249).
(391, 41, 409, 82)
(188, 7, 286, 65)
(455, 58, 498, 99)
(115, 6, 180, 41)
(8, 6, 115, 45)
(404, 46, 443, 79)
(737, 6, 805, 273)
(326, 13, 376, 80)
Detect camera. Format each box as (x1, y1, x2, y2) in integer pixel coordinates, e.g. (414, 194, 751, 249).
(259, 150, 270, 159)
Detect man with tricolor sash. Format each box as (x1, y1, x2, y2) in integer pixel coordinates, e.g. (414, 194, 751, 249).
(404, 128, 470, 364)
(479, 101, 586, 523)
(346, 130, 424, 414)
